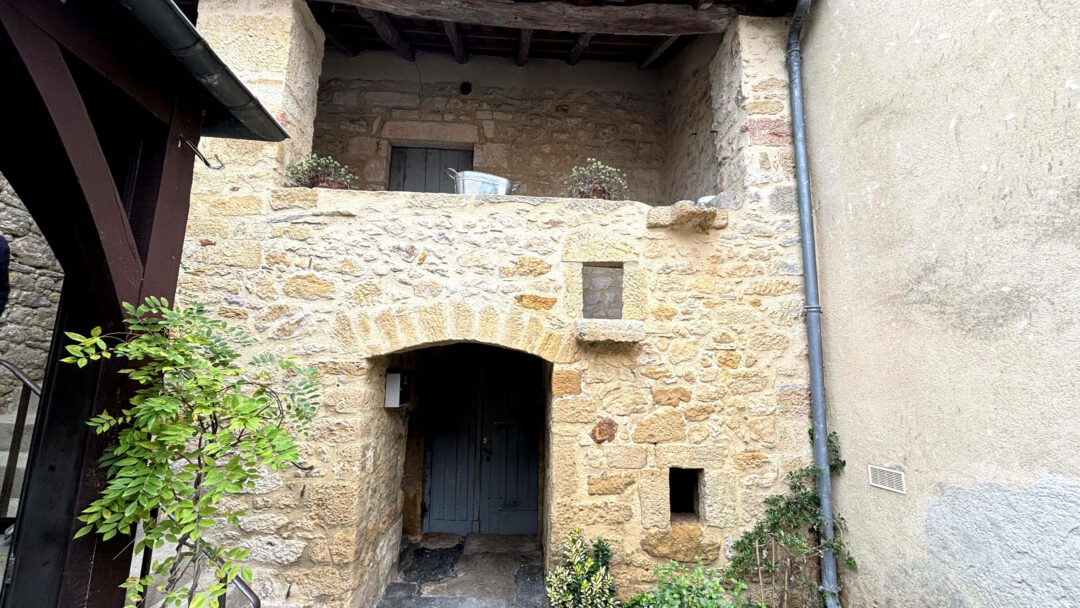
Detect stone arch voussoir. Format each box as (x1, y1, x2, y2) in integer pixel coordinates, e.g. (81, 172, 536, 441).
(360, 302, 581, 363)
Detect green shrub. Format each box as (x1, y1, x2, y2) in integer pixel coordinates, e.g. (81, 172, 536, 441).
(546, 527, 618, 608)
(62, 297, 319, 607)
(565, 158, 629, 200)
(625, 560, 762, 608)
(285, 153, 360, 189)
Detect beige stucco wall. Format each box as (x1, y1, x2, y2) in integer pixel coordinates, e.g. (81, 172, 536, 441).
(314, 52, 667, 202)
(801, 2, 1080, 606)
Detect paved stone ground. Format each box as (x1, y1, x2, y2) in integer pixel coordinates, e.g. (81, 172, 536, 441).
(378, 534, 544, 608)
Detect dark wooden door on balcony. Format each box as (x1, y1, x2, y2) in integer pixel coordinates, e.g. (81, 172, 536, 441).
(422, 345, 542, 535)
(388, 146, 473, 193)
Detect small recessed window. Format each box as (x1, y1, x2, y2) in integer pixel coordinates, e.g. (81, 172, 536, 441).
(582, 263, 623, 319)
(669, 468, 701, 521)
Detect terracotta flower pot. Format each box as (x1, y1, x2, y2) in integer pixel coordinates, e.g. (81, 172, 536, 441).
(312, 176, 349, 190)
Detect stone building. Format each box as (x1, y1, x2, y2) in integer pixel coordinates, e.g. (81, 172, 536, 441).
(176, 1, 808, 606)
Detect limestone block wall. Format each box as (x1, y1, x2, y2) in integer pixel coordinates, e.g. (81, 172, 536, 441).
(314, 53, 667, 202)
(0, 174, 62, 414)
(178, 12, 802, 607)
(661, 36, 724, 202)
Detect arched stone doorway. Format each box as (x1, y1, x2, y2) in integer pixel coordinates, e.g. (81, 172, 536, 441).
(384, 343, 552, 540)
(382, 342, 552, 605)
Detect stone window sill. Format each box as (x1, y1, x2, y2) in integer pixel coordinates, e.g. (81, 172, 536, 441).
(574, 319, 645, 343)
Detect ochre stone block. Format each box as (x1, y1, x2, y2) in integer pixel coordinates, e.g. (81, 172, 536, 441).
(587, 473, 636, 495)
(552, 396, 599, 424)
(210, 195, 263, 215)
(652, 386, 692, 406)
(284, 273, 335, 299)
(606, 445, 649, 469)
(640, 524, 720, 562)
(632, 409, 686, 443)
(552, 369, 582, 396)
(516, 294, 557, 310)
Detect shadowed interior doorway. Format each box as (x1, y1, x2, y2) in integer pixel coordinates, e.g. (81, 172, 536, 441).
(397, 343, 550, 539)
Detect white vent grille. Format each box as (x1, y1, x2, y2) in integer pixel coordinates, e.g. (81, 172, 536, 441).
(868, 465, 906, 494)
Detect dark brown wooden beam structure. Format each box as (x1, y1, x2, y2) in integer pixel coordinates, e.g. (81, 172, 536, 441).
(355, 6, 415, 60)
(443, 20, 466, 63)
(326, 0, 738, 36)
(0, 0, 276, 606)
(320, 11, 361, 56)
(640, 34, 680, 69)
(516, 28, 533, 66)
(567, 32, 593, 65)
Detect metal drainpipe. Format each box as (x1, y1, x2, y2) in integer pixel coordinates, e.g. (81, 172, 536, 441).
(786, 1, 842, 607)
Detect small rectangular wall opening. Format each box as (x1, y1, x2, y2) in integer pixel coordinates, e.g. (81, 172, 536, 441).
(582, 263, 623, 319)
(669, 468, 701, 521)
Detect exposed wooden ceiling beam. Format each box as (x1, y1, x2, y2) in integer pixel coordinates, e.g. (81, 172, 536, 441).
(639, 35, 679, 69)
(443, 21, 467, 63)
(567, 32, 593, 65)
(320, 0, 738, 36)
(354, 7, 415, 60)
(516, 29, 533, 66)
(319, 12, 361, 56)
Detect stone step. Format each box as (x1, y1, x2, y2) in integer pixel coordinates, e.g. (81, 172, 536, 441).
(0, 451, 28, 500)
(0, 414, 36, 448)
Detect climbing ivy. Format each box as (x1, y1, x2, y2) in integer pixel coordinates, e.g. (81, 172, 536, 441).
(724, 431, 855, 607)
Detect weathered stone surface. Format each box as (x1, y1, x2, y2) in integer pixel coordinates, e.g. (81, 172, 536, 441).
(174, 14, 808, 607)
(239, 513, 289, 533)
(500, 256, 552, 278)
(641, 524, 720, 562)
(587, 473, 636, 495)
(645, 200, 720, 232)
(732, 450, 771, 469)
(574, 319, 645, 343)
(241, 536, 307, 565)
(632, 409, 686, 443)
(652, 386, 692, 406)
(590, 417, 618, 444)
(284, 273, 335, 299)
(606, 445, 649, 469)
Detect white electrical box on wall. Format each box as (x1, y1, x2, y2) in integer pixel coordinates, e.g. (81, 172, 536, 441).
(384, 370, 412, 408)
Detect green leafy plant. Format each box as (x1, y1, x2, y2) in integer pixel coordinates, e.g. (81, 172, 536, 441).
(546, 527, 618, 608)
(625, 559, 764, 608)
(723, 431, 854, 607)
(566, 158, 629, 200)
(285, 153, 360, 189)
(61, 297, 319, 608)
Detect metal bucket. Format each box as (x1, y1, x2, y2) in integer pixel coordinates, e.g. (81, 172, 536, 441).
(446, 168, 517, 195)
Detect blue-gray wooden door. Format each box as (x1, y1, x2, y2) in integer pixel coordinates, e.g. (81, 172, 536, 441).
(388, 146, 473, 193)
(422, 346, 541, 535)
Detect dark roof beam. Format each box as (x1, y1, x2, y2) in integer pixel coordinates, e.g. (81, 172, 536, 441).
(517, 29, 533, 66)
(442, 21, 467, 63)
(355, 7, 415, 61)
(319, 0, 737, 36)
(639, 35, 680, 69)
(318, 12, 361, 56)
(567, 32, 594, 65)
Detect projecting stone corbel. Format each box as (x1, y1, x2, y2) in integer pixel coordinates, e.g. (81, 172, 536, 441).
(574, 318, 645, 343)
(646, 199, 730, 232)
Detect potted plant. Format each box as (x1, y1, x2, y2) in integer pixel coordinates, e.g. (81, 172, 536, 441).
(285, 153, 361, 189)
(566, 158, 629, 200)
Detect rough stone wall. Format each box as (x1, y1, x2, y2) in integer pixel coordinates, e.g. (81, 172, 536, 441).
(313, 53, 666, 203)
(192, 0, 324, 195)
(179, 184, 807, 604)
(178, 13, 803, 607)
(0, 174, 62, 414)
(800, 2, 1080, 606)
(661, 36, 724, 202)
